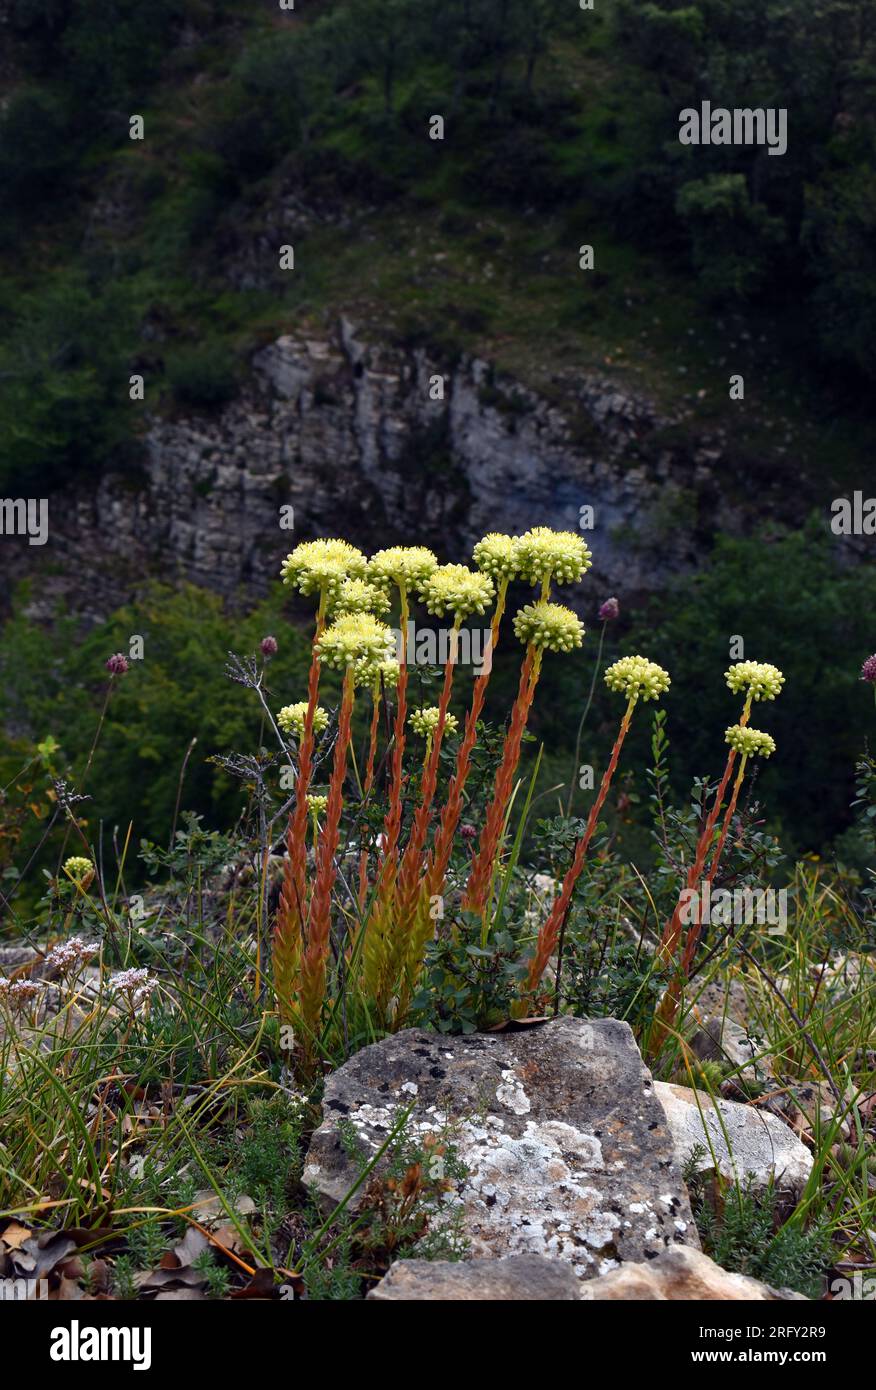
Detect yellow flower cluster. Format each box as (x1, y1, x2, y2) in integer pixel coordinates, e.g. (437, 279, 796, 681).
(357, 655, 401, 690)
(306, 793, 329, 816)
(604, 655, 671, 702)
(724, 725, 776, 759)
(369, 546, 438, 591)
(278, 702, 329, 739)
(419, 564, 494, 620)
(725, 661, 785, 702)
(409, 706, 460, 738)
(329, 576, 391, 617)
(473, 533, 519, 581)
(280, 539, 367, 599)
(513, 527, 592, 587)
(63, 856, 94, 886)
(316, 613, 396, 671)
(513, 600, 585, 653)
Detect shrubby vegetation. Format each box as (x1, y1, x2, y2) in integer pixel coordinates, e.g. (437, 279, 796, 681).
(1, 529, 874, 1299)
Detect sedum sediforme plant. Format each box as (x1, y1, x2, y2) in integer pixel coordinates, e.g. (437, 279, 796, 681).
(268, 528, 596, 1061)
(463, 527, 590, 916)
(649, 661, 784, 1051)
(266, 529, 784, 1076)
(519, 655, 670, 1009)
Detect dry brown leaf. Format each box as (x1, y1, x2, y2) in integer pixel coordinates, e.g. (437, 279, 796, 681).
(0, 1221, 33, 1250)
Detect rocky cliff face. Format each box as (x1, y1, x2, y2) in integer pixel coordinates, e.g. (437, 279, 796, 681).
(1, 318, 774, 622)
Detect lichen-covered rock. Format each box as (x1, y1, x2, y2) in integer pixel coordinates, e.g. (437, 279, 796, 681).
(654, 1081, 813, 1191)
(580, 1245, 807, 1301)
(303, 1017, 697, 1281)
(367, 1254, 581, 1301)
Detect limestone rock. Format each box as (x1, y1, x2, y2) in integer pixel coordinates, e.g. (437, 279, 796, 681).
(303, 1017, 698, 1281)
(367, 1254, 581, 1301)
(654, 1081, 813, 1191)
(580, 1245, 807, 1301)
(0, 321, 735, 624)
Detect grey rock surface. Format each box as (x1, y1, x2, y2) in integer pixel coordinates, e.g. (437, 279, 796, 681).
(367, 1254, 582, 1301)
(303, 1017, 697, 1281)
(654, 1081, 813, 1191)
(0, 321, 749, 623)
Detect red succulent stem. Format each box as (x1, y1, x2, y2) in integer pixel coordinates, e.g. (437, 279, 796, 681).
(427, 584, 506, 896)
(463, 643, 541, 916)
(679, 757, 747, 977)
(395, 623, 459, 920)
(658, 694, 752, 964)
(379, 588, 410, 879)
(524, 696, 636, 996)
(275, 600, 326, 995)
(301, 666, 355, 1028)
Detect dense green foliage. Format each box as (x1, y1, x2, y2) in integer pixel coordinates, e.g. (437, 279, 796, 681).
(0, 582, 312, 874)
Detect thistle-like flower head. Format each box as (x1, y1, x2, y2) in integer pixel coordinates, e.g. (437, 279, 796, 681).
(724, 724, 776, 759)
(368, 546, 438, 592)
(329, 575, 391, 617)
(260, 635, 278, 658)
(105, 653, 129, 676)
(604, 655, 671, 702)
(280, 539, 367, 599)
(278, 702, 329, 739)
(63, 856, 95, 887)
(725, 661, 785, 702)
(598, 597, 620, 622)
(409, 706, 460, 738)
(419, 563, 494, 620)
(316, 613, 395, 671)
(861, 654, 876, 685)
(473, 533, 519, 581)
(513, 527, 592, 587)
(513, 600, 585, 653)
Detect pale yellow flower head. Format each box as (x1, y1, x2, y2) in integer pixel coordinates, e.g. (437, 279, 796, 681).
(278, 702, 329, 739)
(316, 613, 395, 671)
(306, 793, 329, 816)
(329, 575, 391, 617)
(513, 600, 585, 653)
(513, 527, 592, 587)
(724, 725, 776, 759)
(725, 661, 785, 702)
(63, 856, 95, 888)
(368, 546, 438, 592)
(356, 655, 401, 691)
(281, 539, 367, 599)
(419, 563, 494, 620)
(409, 706, 459, 738)
(604, 655, 671, 702)
(473, 533, 519, 581)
